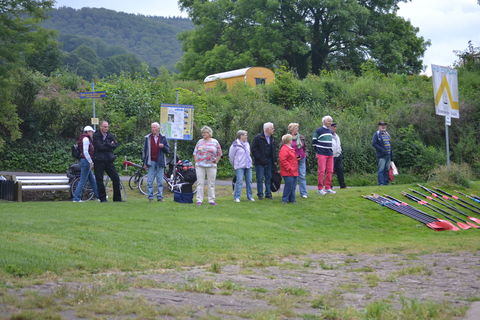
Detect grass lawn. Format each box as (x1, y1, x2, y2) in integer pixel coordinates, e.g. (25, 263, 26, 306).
(1, 182, 479, 278)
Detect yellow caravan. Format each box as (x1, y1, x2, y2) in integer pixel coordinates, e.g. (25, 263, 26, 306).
(204, 67, 275, 90)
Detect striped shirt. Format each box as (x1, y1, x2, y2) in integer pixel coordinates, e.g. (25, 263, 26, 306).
(193, 138, 222, 167)
(380, 131, 391, 153)
(312, 126, 333, 156)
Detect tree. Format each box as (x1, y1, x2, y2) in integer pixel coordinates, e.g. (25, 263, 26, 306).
(178, 0, 429, 79)
(0, 0, 53, 149)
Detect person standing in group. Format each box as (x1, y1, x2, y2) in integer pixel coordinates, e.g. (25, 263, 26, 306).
(331, 122, 347, 189)
(93, 120, 122, 202)
(372, 121, 392, 186)
(193, 126, 222, 206)
(312, 115, 335, 195)
(229, 130, 254, 202)
(251, 122, 276, 200)
(72, 126, 99, 202)
(287, 123, 308, 198)
(279, 134, 299, 204)
(142, 122, 170, 202)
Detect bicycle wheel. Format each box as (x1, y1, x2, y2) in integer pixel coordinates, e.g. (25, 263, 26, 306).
(103, 176, 127, 201)
(70, 177, 95, 201)
(128, 174, 139, 190)
(120, 181, 127, 201)
(138, 175, 158, 196)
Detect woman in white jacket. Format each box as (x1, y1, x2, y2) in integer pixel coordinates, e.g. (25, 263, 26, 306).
(228, 130, 254, 202)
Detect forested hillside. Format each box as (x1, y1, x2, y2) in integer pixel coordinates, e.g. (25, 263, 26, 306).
(42, 7, 193, 72)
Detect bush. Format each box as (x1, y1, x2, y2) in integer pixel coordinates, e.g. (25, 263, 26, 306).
(428, 163, 473, 188)
(0, 137, 74, 173)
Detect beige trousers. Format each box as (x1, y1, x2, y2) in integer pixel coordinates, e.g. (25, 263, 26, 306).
(195, 165, 217, 203)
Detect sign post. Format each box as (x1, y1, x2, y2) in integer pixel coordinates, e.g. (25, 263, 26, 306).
(79, 84, 106, 131)
(432, 65, 459, 167)
(160, 93, 194, 181)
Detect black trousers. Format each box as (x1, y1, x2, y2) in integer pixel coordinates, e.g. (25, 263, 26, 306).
(94, 159, 122, 201)
(334, 155, 346, 188)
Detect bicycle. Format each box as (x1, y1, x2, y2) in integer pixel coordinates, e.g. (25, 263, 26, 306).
(67, 163, 127, 201)
(123, 159, 197, 195)
(123, 160, 145, 191)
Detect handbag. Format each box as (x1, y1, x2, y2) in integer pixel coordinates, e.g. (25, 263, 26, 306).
(390, 161, 399, 176)
(271, 171, 282, 192)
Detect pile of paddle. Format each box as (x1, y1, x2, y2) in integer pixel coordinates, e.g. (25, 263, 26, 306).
(364, 185, 480, 231)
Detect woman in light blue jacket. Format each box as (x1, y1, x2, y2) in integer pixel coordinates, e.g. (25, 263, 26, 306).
(228, 130, 254, 202)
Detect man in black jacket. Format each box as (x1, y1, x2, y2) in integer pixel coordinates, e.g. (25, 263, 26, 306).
(251, 122, 276, 200)
(93, 121, 122, 201)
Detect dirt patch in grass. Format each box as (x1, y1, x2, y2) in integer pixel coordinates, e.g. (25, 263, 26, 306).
(1, 251, 478, 319)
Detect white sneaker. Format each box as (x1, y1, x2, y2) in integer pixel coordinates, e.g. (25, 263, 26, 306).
(326, 189, 337, 194)
(248, 198, 255, 202)
(301, 195, 308, 199)
(72, 200, 83, 202)
(234, 198, 240, 203)
(317, 189, 327, 195)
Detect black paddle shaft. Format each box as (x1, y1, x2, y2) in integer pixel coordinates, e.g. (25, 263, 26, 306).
(435, 188, 480, 213)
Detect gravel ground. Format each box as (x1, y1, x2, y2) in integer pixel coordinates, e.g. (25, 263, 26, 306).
(2, 251, 479, 319)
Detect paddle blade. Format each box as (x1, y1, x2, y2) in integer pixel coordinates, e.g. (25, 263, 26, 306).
(468, 216, 480, 224)
(457, 222, 472, 230)
(466, 221, 480, 229)
(427, 220, 459, 231)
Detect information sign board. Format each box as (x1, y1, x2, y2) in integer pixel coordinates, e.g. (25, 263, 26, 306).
(160, 104, 194, 140)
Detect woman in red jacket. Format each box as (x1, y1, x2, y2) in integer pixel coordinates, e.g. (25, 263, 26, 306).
(279, 134, 299, 204)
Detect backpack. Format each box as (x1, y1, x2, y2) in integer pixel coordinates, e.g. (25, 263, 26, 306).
(71, 143, 81, 159)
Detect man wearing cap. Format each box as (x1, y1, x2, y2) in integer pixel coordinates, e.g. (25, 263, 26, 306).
(72, 126, 99, 202)
(372, 121, 393, 185)
(93, 121, 122, 202)
(331, 123, 346, 189)
(312, 115, 336, 195)
(142, 122, 170, 201)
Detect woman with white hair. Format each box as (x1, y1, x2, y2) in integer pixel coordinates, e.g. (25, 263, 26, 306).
(229, 130, 254, 202)
(288, 123, 308, 198)
(193, 126, 222, 205)
(279, 134, 298, 204)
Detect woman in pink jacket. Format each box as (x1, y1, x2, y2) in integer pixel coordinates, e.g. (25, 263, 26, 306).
(279, 134, 299, 204)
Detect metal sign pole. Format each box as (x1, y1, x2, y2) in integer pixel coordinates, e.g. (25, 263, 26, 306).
(173, 90, 179, 182)
(92, 82, 96, 131)
(445, 116, 451, 167)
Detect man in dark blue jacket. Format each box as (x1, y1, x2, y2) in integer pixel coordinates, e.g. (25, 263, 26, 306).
(372, 121, 392, 185)
(142, 122, 170, 201)
(251, 122, 276, 200)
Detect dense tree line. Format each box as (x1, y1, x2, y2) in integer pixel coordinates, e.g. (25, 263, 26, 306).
(178, 0, 429, 79)
(42, 7, 194, 72)
(1, 56, 479, 181)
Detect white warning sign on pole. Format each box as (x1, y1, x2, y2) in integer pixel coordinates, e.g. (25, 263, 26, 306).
(432, 64, 459, 118)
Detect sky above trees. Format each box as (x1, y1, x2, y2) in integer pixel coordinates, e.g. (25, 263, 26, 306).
(54, 0, 480, 75)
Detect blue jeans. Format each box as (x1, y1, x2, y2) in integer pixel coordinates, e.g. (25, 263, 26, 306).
(377, 156, 391, 185)
(297, 158, 307, 196)
(234, 168, 253, 200)
(73, 158, 99, 201)
(282, 176, 297, 203)
(147, 162, 165, 199)
(255, 160, 273, 199)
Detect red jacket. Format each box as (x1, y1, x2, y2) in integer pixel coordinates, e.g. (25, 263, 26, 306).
(279, 144, 298, 177)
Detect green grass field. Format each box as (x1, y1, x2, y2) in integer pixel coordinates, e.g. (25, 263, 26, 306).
(1, 182, 479, 278)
